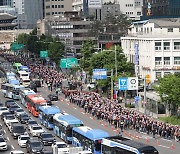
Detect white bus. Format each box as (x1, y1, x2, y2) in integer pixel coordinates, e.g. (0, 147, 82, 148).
(1, 83, 24, 100)
(20, 78, 30, 87)
(17, 71, 29, 80)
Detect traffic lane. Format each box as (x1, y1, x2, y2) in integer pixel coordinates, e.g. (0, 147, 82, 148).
(39, 87, 179, 154)
(0, 93, 53, 153)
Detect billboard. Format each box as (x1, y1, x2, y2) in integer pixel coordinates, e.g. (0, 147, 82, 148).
(118, 77, 138, 91)
(93, 69, 107, 80)
(88, 0, 102, 8)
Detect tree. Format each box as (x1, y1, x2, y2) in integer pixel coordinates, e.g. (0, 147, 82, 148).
(155, 74, 180, 115)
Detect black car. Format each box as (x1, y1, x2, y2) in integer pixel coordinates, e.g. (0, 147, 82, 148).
(18, 113, 30, 124)
(28, 82, 37, 92)
(5, 100, 16, 108)
(32, 79, 41, 87)
(47, 94, 58, 101)
(0, 102, 3, 107)
(39, 132, 56, 146)
(26, 139, 44, 153)
(9, 105, 20, 113)
(11, 123, 25, 139)
(45, 98, 52, 105)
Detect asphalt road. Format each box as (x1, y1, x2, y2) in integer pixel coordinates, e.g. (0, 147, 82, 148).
(39, 85, 180, 154)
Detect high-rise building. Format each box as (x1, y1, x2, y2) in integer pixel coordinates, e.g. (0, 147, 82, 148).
(44, 0, 73, 18)
(142, 0, 180, 19)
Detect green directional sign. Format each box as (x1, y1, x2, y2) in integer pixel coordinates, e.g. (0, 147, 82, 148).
(11, 43, 24, 51)
(60, 58, 78, 69)
(40, 50, 48, 58)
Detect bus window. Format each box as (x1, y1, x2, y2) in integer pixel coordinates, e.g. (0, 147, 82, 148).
(95, 140, 102, 151)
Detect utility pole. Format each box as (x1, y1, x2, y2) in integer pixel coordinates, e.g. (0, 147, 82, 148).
(115, 45, 117, 78)
(111, 69, 113, 100)
(144, 77, 147, 114)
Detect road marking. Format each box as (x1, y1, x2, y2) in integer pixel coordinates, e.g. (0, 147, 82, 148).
(4, 130, 6, 133)
(158, 145, 170, 148)
(74, 107, 77, 110)
(11, 145, 14, 149)
(7, 137, 9, 141)
(141, 135, 153, 139)
(161, 138, 173, 142)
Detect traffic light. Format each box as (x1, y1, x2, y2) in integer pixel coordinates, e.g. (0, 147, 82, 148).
(145, 74, 151, 84)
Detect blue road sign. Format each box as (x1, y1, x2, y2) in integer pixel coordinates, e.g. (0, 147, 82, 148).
(118, 78, 128, 90)
(93, 69, 107, 80)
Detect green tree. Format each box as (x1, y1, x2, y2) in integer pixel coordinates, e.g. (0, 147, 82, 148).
(48, 41, 64, 64)
(155, 74, 180, 115)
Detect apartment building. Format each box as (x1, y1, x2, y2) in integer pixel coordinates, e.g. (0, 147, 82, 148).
(121, 18, 180, 82)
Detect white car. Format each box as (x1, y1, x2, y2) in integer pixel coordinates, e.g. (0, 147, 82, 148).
(29, 125, 44, 137)
(14, 108, 25, 118)
(87, 82, 96, 89)
(0, 107, 8, 115)
(10, 150, 24, 154)
(3, 115, 17, 126)
(52, 142, 69, 154)
(0, 136, 7, 151)
(18, 134, 30, 147)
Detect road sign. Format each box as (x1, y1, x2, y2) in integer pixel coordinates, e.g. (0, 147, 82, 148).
(60, 58, 78, 69)
(119, 78, 128, 90)
(128, 77, 138, 90)
(11, 43, 24, 51)
(40, 50, 48, 58)
(93, 69, 107, 80)
(119, 77, 138, 90)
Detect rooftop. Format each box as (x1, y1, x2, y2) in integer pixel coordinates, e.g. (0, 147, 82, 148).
(0, 13, 17, 21)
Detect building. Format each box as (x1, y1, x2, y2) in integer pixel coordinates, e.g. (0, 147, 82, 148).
(37, 12, 96, 53)
(44, 0, 73, 18)
(121, 18, 180, 83)
(0, 5, 16, 16)
(0, 13, 17, 30)
(142, 0, 180, 20)
(1, 0, 43, 29)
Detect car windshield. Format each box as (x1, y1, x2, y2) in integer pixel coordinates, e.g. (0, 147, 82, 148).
(21, 136, 30, 140)
(14, 126, 25, 133)
(29, 121, 37, 125)
(0, 108, 7, 111)
(10, 106, 18, 109)
(31, 141, 42, 147)
(17, 109, 24, 112)
(33, 126, 42, 130)
(21, 114, 28, 118)
(42, 133, 53, 138)
(6, 115, 15, 120)
(57, 144, 67, 148)
(0, 137, 5, 142)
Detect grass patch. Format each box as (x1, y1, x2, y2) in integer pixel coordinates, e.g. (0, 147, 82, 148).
(159, 116, 180, 126)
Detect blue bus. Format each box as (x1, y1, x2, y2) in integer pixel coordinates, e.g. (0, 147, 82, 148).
(72, 126, 109, 154)
(19, 88, 36, 107)
(102, 136, 159, 154)
(53, 113, 83, 143)
(6, 71, 16, 79)
(39, 106, 61, 129)
(1, 83, 24, 100)
(8, 79, 20, 85)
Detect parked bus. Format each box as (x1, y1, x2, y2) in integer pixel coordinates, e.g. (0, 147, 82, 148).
(72, 126, 109, 154)
(19, 88, 36, 107)
(1, 83, 24, 100)
(39, 106, 61, 129)
(53, 113, 83, 143)
(102, 136, 159, 154)
(13, 62, 22, 72)
(26, 94, 47, 117)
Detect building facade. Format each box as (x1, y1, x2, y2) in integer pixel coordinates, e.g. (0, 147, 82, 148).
(121, 18, 180, 83)
(44, 0, 73, 18)
(142, 0, 180, 19)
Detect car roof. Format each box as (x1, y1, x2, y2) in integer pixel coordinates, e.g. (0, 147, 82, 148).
(19, 134, 29, 137)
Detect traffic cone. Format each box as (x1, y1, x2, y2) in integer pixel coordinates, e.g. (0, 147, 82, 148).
(104, 124, 107, 127)
(156, 140, 160, 146)
(128, 132, 131, 137)
(99, 121, 102, 124)
(134, 133, 136, 139)
(137, 135, 140, 140)
(111, 126, 115, 130)
(171, 143, 175, 150)
(146, 138, 149, 143)
(116, 129, 119, 133)
(124, 131, 127, 136)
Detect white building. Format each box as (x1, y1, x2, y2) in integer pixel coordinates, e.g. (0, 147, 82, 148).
(121, 18, 180, 83)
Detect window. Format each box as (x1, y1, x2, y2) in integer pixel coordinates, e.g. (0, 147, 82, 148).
(155, 42, 161, 51)
(168, 28, 173, 32)
(163, 42, 170, 51)
(137, 12, 141, 15)
(174, 42, 180, 50)
(164, 57, 170, 65)
(52, 5, 54, 8)
(174, 57, 180, 65)
(156, 72, 161, 79)
(164, 72, 170, 76)
(155, 57, 162, 65)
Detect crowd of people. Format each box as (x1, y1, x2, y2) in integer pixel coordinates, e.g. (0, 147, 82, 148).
(0, 52, 179, 142)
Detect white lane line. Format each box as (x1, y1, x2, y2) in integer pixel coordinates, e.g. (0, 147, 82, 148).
(74, 108, 77, 110)
(11, 145, 14, 149)
(7, 137, 9, 141)
(158, 145, 170, 148)
(4, 130, 6, 133)
(161, 138, 173, 142)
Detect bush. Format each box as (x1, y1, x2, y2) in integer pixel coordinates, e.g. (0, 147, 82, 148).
(125, 103, 135, 108)
(159, 116, 180, 126)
